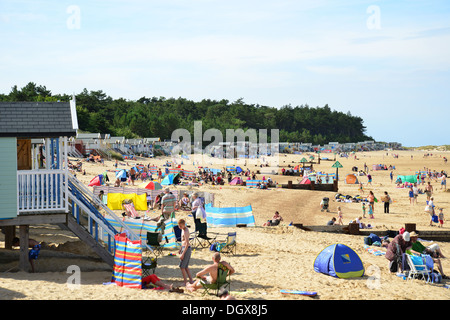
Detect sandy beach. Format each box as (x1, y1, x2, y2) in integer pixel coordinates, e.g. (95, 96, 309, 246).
(1, 149, 450, 301)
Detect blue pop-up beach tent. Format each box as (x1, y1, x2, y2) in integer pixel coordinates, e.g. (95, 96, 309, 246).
(314, 244, 364, 279)
(161, 173, 174, 185)
(115, 169, 127, 181)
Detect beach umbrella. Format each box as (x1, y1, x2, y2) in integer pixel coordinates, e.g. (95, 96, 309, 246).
(138, 181, 162, 190)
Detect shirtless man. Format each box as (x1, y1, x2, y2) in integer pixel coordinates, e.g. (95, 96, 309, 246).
(186, 252, 235, 292)
(425, 182, 433, 201)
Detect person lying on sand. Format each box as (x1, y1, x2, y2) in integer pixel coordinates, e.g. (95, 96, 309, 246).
(142, 274, 184, 293)
(186, 252, 235, 292)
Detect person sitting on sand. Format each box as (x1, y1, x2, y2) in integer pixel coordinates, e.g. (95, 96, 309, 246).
(186, 252, 235, 292)
(327, 217, 337, 225)
(179, 193, 191, 211)
(263, 211, 283, 226)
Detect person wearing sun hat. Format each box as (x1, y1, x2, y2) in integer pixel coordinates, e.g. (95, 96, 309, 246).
(385, 231, 411, 273)
(408, 231, 446, 259)
(408, 231, 449, 279)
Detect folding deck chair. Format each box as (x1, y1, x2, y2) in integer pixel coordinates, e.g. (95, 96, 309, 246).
(211, 232, 237, 255)
(123, 202, 139, 218)
(190, 219, 217, 249)
(406, 254, 432, 283)
(141, 254, 157, 277)
(201, 263, 232, 296)
(146, 232, 164, 256)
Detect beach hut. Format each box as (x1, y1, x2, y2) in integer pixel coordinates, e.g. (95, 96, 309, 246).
(0, 101, 139, 271)
(314, 244, 364, 279)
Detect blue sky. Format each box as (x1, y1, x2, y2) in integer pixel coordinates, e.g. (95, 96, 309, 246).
(1, 0, 449, 147)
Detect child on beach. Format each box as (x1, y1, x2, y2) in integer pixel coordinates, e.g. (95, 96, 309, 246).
(359, 182, 364, 194)
(438, 208, 445, 228)
(337, 207, 343, 225)
(362, 202, 366, 218)
(368, 204, 374, 219)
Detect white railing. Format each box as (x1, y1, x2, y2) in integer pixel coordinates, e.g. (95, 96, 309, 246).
(17, 169, 68, 213)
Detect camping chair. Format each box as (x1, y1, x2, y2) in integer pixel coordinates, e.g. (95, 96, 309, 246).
(213, 232, 237, 255)
(141, 254, 157, 277)
(201, 263, 231, 297)
(146, 232, 164, 256)
(190, 219, 217, 249)
(406, 254, 432, 283)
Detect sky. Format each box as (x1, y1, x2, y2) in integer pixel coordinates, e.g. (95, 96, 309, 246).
(1, 0, 449, 147)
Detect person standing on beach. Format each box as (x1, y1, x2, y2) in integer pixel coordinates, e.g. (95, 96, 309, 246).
(413, 183, 419, 205)
(425, 182, 433, 201)
(367, 191, 375, 214)
(408, 187, 415, 205)
(178, 219, 193, 286)
(367, 174, 372, 186)
(157, 187, 176, 234)
(337, 207, 344, 225)
(382, 191, 391, 213)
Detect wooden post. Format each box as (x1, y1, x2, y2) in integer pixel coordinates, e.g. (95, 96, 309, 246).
(348, 222, 360, 235)
(3, 226, 16, 249)
(19, 225, 30, 272)
(288, 181, 292, 189)
(405, 223, 416, 233)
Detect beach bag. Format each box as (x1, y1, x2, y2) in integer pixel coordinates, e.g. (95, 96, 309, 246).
(368, 233, 381, 243)
(196, 206, 207, 220)
(424, 205, 432, 214)
(389, 260, 398, 273)
(432, 214, 439, 223)
(364, 237, 372, 246)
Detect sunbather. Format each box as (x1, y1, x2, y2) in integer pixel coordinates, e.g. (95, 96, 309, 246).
(186, 252, 235, 292)
(263, 211, 283, 226)
(407, 231, 448, 278)
(142, 274, 183, 292)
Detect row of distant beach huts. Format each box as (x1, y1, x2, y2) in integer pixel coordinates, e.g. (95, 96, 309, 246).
(67, 132, 403, 160)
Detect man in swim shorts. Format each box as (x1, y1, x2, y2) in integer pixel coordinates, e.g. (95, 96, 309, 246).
(186, 252, 235, 292)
